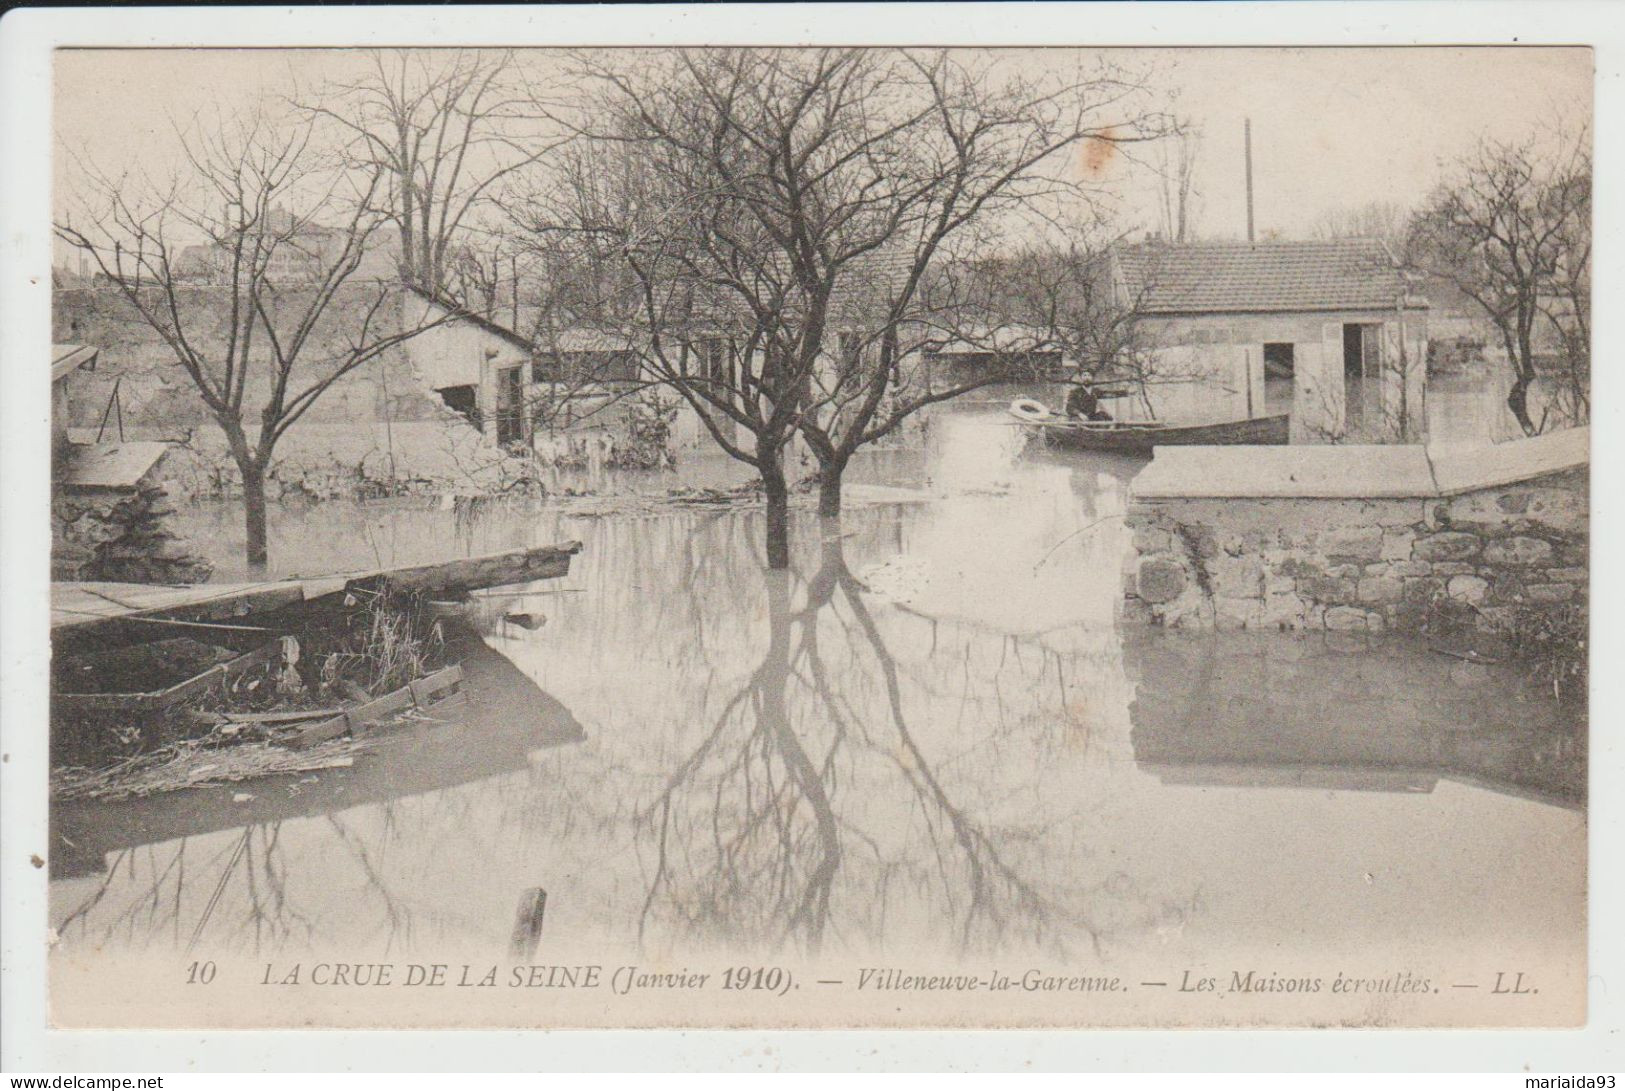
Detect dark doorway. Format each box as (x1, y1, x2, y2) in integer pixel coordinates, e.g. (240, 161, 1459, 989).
(1343, 323, 1377, 431)
(1343, 324, 1365, 379)
(1263, 342, 1295, 415)
(495, 366, 526, 449)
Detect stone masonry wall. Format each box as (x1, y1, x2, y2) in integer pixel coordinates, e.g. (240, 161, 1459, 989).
(1124, 467, 1587, 634)
(53, 483, 214, 584)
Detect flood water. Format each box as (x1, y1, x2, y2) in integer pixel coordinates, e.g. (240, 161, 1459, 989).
(50, 408, 1585, 1026)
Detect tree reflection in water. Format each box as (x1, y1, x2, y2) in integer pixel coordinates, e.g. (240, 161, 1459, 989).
(634, 527, 1183, 960)
(51, 474, 1194, 964)
(48, 414, 1584, 978)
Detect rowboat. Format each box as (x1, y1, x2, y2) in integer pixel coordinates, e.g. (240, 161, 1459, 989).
(1007, 399, 1290, 455)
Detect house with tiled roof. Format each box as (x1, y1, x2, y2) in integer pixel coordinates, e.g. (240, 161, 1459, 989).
(1106, 239, 1430, 442)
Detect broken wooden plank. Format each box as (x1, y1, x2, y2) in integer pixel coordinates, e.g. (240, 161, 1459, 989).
(349, 687, 415, 727)
(356, 542, 582, 598)
(283, 714, 352, 750)
(409, 664, 464, 707)
(153, 641, 278, 706)
(219, 707, 346, 725)
(53, 543, 582, 636)
(215, 641, 281, 683)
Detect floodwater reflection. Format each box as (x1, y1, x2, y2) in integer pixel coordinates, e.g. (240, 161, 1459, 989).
(51, 412, 1583, 979)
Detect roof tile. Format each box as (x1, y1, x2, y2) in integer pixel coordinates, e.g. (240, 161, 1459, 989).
(1118, 239, 1421, 315)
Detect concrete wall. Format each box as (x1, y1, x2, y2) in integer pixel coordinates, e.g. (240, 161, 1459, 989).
(1122, 430, 1588, 634)
(52, 286, 526, 498)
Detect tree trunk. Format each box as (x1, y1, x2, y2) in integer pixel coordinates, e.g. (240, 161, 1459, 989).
(761, 459, 792, 571)
(816, 455, 848, 519)
(1507, 324, 1539, 436)
(1506, 374, 1537, 436)
(240, 459, 270, 574)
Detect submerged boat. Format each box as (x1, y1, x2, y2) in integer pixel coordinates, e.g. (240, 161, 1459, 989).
(1008, 399, 1290, 455)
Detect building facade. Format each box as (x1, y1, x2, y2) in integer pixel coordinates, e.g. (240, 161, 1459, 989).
(1110, 240, 1430, 443)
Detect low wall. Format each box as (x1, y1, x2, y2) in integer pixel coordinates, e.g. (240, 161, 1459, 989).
(1123, 429, 1588, 633)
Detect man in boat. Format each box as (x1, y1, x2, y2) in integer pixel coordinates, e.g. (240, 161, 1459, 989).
(1064, 372, 1114, 422)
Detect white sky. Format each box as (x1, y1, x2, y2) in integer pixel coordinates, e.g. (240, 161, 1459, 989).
(52, 46, 1591, 251)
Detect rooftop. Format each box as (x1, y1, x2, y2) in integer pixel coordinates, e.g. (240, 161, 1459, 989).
(52, 343, 99, 384)
(1116, 239, 1425, 315)
(405, 284, 535, 353)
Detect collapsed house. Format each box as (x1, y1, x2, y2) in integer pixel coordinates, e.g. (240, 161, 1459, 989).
(400, 285, 701, 459)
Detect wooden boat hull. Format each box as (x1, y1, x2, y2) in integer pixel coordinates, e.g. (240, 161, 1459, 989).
(1035, 413, 1290, 454)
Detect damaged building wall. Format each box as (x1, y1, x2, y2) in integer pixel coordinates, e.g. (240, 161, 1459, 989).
(50, 285, 489, 499)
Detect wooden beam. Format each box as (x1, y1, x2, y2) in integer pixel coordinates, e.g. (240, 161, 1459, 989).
(355, 542, 582, 597)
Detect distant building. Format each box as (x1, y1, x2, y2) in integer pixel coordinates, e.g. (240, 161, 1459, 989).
(175, 207, 401, 285)
(1108, 239, 1430, 442)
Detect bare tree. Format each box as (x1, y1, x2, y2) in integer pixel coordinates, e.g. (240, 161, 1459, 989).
(1309, 199, 1410, 245)
(1539, 163, 1591, 425)
(55, 106, 444, 570)
(302, 50, 563, 296)
(956, 231, 1197, 421)
(1407, 127, 1591, 434)
(1155, 121, 1202, 244)
(535, 48, 1170, 562)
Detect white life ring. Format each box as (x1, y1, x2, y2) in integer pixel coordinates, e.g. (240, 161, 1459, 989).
(1008, 398, 1052, 423)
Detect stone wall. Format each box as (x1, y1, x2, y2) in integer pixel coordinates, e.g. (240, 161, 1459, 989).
(53, 483, 213, 584)
(1123, 435, 1587, 635)
(52, 285, 440, 432)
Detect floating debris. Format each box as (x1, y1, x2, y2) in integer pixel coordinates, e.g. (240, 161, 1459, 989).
(51, 732, 369, 802)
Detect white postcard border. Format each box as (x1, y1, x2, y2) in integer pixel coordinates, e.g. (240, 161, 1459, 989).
(2, 1, 1621, 1072)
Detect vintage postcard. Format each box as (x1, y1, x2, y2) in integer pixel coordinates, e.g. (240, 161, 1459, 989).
(20, 30, 1593, 1036)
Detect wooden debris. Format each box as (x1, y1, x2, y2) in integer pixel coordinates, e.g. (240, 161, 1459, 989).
(53, 541, 582, 636)
(51, 736, 367, 802)
(185, 707, 344, 726)
(356, 543, 582, 598)
(55, 641, 280, 714)
(348, 686, 415, 727)
(283, 714, 351, 750)
(284, 664, 467, 749)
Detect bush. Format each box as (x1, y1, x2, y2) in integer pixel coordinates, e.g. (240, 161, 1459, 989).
(1495, 603, 1588, 714)
(609, 394, 678, 470)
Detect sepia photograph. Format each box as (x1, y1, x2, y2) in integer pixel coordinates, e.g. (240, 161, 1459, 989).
(4, 12, 1604, 1050)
